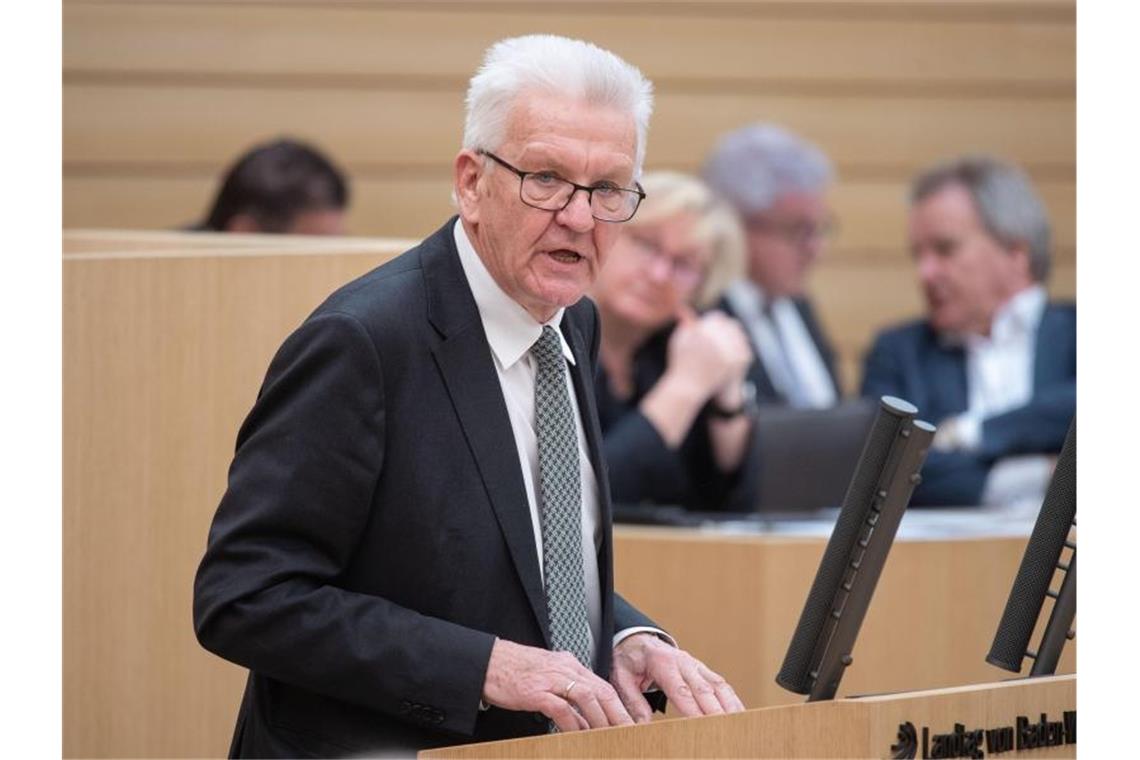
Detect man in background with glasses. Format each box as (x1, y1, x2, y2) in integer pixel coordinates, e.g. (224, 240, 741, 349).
(702, 123, 842, 409)
(194, 34, 742, 757)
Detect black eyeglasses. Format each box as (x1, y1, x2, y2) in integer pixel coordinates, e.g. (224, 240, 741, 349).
(745, 214, 839, 247)
(479, 150, 645, 223)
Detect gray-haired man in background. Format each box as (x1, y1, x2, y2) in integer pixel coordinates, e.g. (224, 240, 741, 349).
(702, 123, 843, 408)
(861, 155, 1075, 507)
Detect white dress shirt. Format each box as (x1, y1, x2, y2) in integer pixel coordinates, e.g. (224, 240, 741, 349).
(724, 279, 837, 409)
(942, 285, 1052, 511)
(453, 221, 666, 659)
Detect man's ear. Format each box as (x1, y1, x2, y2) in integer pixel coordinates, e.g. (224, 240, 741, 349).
(1007, 240, 1034, 282)
(454, 150, 484, 224)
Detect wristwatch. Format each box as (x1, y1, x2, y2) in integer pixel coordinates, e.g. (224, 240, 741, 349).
(708, 380, 757, 419)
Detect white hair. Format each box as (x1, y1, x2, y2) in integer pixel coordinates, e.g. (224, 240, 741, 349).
(462, 35, 654, 177)
(701, 123, 833, 215)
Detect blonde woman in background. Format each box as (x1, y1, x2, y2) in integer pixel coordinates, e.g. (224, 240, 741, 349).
(591, 172, 760, 512)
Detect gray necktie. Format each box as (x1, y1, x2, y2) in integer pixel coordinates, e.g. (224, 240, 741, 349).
(530, 325, 593, 670)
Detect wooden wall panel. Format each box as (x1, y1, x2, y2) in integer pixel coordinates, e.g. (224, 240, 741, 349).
(62, 174, 1077, 263)
(64, 82, 1074, 174)
(62, 0, 1076, 389)
(63, 240, 407, 759)
(64, 2, 1074, 88)
(611, 528, 1076, 721)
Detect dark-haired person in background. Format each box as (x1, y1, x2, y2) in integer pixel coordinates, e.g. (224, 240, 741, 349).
(192, 138, 350, 235)
(701, 124, 842, 409)
(861, 156, 1075, 508)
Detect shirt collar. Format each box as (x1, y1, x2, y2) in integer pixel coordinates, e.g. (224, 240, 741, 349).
(453, 219, 575, 370)
(941, 284, 1048, 348)
(725, 279, 780, 320)
(991, 284, 1047, 341)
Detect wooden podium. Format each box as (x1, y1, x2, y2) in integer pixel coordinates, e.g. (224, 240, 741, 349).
(420, 675, 1075, 759)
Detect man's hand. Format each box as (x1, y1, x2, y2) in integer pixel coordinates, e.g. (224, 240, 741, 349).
(482, 638, 636, 732)
(610, 633, 745, 722)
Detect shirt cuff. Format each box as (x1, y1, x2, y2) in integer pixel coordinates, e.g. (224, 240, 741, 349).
(613, 626, 677, 650)
(932, 412, 983, 452)
(957, 414, 983, 450)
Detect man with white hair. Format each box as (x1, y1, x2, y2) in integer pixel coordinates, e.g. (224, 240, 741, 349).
(861, 156, 1075, 507)
(702, 123, 842, 408)
(193, 35, 742, 757)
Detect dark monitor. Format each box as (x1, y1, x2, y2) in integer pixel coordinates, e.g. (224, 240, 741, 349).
(753, 400, 878, 513)
(776, 396, 935, 701)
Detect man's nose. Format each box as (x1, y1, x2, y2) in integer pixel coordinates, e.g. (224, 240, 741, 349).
(555, 188, 596, 233)
(915, 252, 940, 284)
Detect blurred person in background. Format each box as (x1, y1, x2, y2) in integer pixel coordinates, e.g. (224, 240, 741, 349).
(861, 155, 1075, 508)
(192, 137, 350, 235)
(591, 171, 760, 512)
(702, 123, 842, 409)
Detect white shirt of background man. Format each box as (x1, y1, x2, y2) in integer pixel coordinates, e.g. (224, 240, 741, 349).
(938, 284, 1052, 511)
(724, 279, 837, 409)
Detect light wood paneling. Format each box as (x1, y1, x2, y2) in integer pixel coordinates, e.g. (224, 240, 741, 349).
(64, 2, 1074, 89)
(63, 82, 1075, 173)
(62, 174, 1077, 264)
(612, 528, 1076, 713)
(62, 0, 1076, 399)
(64, 238, 406, 758)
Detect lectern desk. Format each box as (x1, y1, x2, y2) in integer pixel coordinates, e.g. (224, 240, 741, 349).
(420, 674, 1076, 759)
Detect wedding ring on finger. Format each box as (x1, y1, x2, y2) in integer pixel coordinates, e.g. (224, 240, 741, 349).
(563, 680, 577, 699)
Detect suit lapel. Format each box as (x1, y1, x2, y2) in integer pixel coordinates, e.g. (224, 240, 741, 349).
(927, 327, 970, 418)
(423, 221, 550, 645)
(1033, 305, 1070, 388)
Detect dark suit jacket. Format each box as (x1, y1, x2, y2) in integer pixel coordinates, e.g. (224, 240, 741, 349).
(719, 294, 842, 405)
(193, 219, 659, 757)
(595, 323, 761, 513)
(860, 302, 1076, 506)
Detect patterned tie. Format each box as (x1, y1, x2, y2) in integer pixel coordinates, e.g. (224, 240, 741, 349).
(530, 325, 593, 670)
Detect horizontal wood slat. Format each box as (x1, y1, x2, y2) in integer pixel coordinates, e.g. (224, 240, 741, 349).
(64, 3, 1074, 90)
(63, 83, 1075, 174)
(64, 0, 1077, 24)
(62, 173, 1077, 262)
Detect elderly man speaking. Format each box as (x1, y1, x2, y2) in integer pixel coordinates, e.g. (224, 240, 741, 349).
(193, 35, 743, 757)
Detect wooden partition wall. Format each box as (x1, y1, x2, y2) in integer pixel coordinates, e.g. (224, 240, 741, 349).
(63, 0, 1076, 391)
(63, 232, 407, 758)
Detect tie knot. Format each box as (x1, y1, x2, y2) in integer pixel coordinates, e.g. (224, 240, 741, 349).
(530, 325, 564, 368)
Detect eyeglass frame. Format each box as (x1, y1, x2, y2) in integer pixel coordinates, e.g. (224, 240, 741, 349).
(623, 230, 707, 290)
(744, 213, 839, 248)
(478, 150, 646, 223)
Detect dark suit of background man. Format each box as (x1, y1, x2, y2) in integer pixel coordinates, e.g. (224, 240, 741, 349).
(861, 155, 1075, 507)
(701, 123, 842, 408)
(193, 34, 743, 758)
